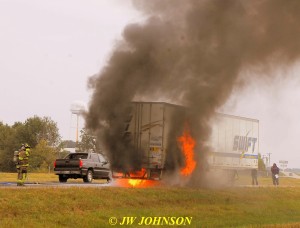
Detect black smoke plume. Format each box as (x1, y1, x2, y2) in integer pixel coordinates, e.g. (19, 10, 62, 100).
(86, 0, 300, 183)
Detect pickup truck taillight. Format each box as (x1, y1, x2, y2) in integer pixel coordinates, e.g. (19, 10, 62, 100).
(54, 160, 56, 168)
(79, 159, 83, 168)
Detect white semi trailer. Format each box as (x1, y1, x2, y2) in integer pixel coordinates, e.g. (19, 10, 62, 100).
(207, 113, 259, 170)
(125, 102, 259, 179)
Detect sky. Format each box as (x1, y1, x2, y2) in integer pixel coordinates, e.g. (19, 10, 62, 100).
(0, 0, 140, 141)
(220, 67, 300, 169)
(1, 0, 300, 168)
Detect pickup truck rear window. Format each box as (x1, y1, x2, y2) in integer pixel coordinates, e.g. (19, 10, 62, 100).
(67, 153, 88, 159)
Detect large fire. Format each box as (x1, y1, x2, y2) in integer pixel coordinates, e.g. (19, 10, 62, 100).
(114, 124, 197, 187)
(177, 124, 196, 176)
(114, 178, 160, 188)
(112, 168, 147, 179)
(113, 168, 160, 188)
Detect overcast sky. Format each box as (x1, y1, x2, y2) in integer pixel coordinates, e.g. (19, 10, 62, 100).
(220, 67, 300, 169)
(1, 0, 300, 168)
(0, 0, 140, 140)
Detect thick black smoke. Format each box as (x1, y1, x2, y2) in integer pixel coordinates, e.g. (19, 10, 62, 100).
(86, 0, 300, 182)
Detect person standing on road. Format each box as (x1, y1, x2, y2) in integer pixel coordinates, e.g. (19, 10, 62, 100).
(15, 144, 24, 183)
(16, 144, 30, 186)
(251, 168, 258, 186)
(271, 163, 279, 186)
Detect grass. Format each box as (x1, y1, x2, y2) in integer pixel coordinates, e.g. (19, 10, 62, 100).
(235, 174, 300, 187)
(0, 173, 300, 227)
(0, 172, 107, 183)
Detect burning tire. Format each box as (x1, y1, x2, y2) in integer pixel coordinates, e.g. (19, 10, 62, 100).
(83, 170, 93, 183)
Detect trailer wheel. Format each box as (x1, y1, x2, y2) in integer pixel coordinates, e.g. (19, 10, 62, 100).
(59, 175, 68, 183)
(83, 170, 93, 183)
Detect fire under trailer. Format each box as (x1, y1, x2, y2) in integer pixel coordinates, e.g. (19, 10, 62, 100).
(116, 102, 259, 180)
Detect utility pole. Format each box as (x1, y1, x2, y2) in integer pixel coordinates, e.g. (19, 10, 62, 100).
(266, 153, 272, 167)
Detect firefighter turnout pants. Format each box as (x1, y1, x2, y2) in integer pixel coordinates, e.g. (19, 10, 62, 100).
(17, 166, 28, 186)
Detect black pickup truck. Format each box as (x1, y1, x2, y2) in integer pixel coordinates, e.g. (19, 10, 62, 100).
(54, 152, 112, 183)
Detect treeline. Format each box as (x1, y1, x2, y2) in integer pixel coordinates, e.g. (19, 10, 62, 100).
(0, 116, 62, 172)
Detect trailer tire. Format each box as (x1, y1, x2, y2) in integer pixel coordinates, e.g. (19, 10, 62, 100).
(83, 170, 93, 183)
(59, 175, 68, 183)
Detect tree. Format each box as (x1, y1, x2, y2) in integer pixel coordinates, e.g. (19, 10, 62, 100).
(77, 128, 97, 152)
(16, 116, 61, 148)
(62, 140, 76, 148)
(258, 153, 266, 171)
(30, 139, 58, 172)
(0, 122, 16, 171)
(0, 116, 61, 172)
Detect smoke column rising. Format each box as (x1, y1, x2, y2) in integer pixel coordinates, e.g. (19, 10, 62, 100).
(86, 0, 300, 182)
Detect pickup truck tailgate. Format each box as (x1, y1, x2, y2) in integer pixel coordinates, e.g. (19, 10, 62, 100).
(55, 159, 81, 170)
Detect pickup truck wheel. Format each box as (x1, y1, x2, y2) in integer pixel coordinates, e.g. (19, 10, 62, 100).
(59, 175, 68, 183)
(83, 170, 93, 183)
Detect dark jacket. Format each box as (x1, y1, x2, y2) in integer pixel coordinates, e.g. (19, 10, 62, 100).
(271, 165, 279, 175)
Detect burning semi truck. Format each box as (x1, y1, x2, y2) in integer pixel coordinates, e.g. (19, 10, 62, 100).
(112, 101, 259, 181)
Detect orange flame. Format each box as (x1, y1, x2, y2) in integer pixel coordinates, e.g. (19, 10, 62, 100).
(112, 168, 147, 179)
(177, 124, 196, 176)
(128, 179, 146, 187)
(113, 168, 160, 188)
(114, 178, 159, 188)
(130, 168, 147, 178)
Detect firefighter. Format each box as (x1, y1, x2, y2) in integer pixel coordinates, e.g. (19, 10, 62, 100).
(25, 143, 31, 156)
(17, 144, 30, 186)
(15, 144, 25, 177)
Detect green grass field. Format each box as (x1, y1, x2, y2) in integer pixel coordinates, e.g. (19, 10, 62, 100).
(1, 173, 300, 227)
(0, 172, 107, 184)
